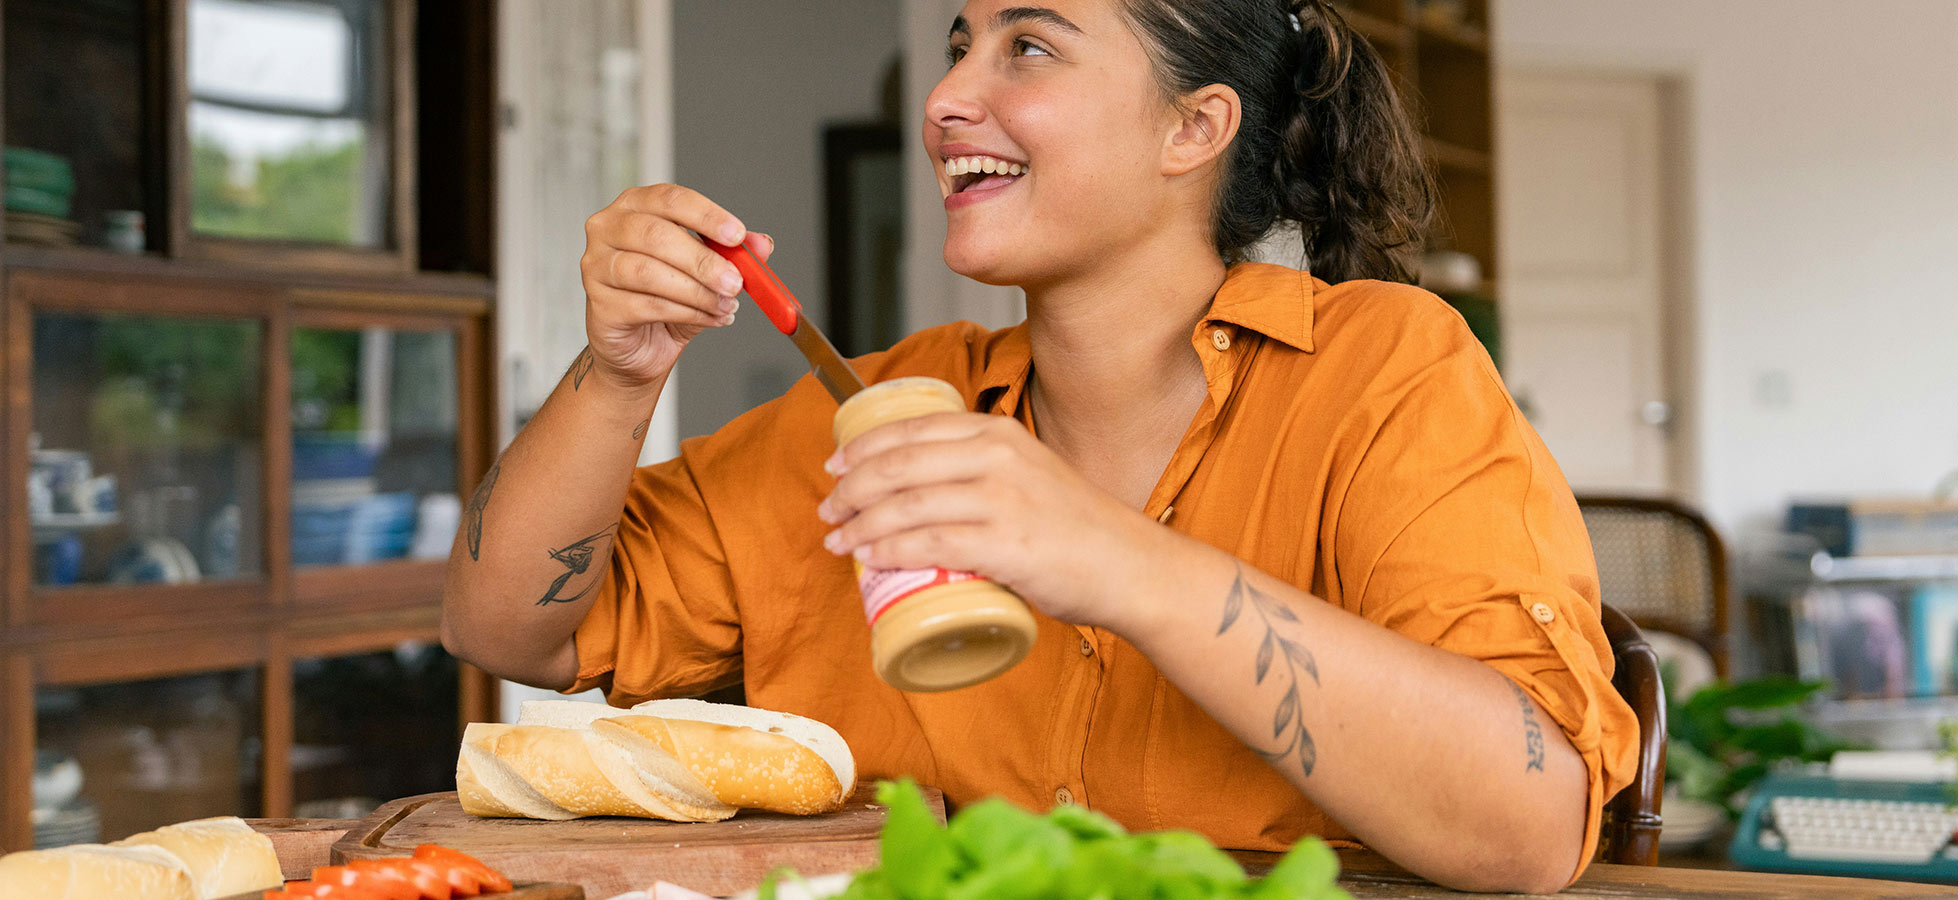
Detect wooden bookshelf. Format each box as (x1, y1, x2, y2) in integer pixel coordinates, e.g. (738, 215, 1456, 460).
(1333, 0, 1498, 287)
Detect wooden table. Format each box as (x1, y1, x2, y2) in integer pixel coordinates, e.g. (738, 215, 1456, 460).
(251, 819, 1952, 899)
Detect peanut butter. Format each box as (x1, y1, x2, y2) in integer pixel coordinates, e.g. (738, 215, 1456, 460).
(832, 377, 1039, 691)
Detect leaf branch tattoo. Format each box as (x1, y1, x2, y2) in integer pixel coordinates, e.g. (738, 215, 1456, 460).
(632, 419, 649, 441)
(537, 526, 617, 606)
(1217, 566, 1320, 779)
(464, 461, 500, 562)
(1508, 679, 1546, 773)
(571, 347, 595, 391)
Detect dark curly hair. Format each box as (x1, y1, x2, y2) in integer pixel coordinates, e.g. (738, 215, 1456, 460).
(1118, 0, 1435, 283)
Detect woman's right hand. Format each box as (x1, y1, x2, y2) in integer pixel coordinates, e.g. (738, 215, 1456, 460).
(579, 183, 774, 389)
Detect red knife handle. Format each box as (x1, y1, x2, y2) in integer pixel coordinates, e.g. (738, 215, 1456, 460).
(703, 236, 799, 335)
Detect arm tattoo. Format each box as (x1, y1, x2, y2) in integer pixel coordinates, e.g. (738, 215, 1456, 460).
(464, 461, 500, 562)
(536, 526, 617, 606)
(1217, 566, 1321, 779)
(1508, 680, 1547, 773)
(632, 419, 649, 441)
(571, 347, 596, 391)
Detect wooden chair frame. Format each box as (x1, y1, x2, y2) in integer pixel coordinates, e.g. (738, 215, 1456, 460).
(1600, 603, 1667, 866)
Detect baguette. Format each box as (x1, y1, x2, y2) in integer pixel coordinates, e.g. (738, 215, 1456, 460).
(115, 816, 282, 899)
(0, 843, 195, 900)
(457, 699, 854, 822)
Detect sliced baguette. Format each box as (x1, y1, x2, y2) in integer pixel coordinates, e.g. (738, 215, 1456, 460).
(114, 816, 281, 899)
(472, 723, 656, 818)
(0, 843, 195, 900)
(580, 727, 736, 822)
(594, 715, 846, 815)
(457, 700, 854, 822)
(458, 722, 578, 820)
(631, 699, 857, 795)
(516, 698, 636, 729)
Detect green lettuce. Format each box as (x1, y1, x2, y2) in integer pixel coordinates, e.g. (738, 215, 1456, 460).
(802, 780, 1351, 900)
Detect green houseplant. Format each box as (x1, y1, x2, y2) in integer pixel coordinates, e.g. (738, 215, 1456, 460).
(1665, 673, 1858, 818)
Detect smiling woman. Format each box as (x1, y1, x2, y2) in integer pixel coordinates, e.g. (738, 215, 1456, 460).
(441, 1, 1637, 894)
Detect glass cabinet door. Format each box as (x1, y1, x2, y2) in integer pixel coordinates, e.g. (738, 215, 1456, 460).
(34, 670, 262, 847)
(292, 643, 458, 819)
(30, 313, 263, 587)
(187, 0, 394, 248)
(291, 326, 457, 567)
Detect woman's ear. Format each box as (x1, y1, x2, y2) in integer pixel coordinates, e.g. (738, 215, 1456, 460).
(1162, 84, 1242, 177)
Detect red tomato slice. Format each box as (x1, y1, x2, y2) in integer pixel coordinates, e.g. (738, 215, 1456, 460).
(280, 882, 388, 900)
(313, 866, 421, 900)
(355, 859, 452, 900)
(398, 858, 466, 899)
(412, 845, 514, 893)
(439, 862, 482, 896)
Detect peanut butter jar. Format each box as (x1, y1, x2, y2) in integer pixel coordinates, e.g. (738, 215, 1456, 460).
(832, 377, 1039, 692)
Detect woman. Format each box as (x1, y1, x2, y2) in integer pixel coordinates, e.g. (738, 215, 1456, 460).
(442, 0, 1637, 892)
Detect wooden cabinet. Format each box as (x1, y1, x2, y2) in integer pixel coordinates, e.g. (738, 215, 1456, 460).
(0, 0, 498, 851)
(1333, 0, 1498, 290)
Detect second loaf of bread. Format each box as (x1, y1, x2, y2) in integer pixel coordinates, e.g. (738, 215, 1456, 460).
(456, 699, 856, 822)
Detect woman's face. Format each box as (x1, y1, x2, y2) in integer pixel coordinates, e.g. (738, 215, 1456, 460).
(925, 0, 1190, 288)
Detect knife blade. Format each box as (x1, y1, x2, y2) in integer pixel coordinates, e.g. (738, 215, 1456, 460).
(703, 236, 868, 403)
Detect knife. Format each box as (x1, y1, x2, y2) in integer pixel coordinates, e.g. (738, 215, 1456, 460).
(703, 236, 867, 403)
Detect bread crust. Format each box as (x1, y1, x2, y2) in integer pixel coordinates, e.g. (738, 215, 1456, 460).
(458, 700, 855, 821)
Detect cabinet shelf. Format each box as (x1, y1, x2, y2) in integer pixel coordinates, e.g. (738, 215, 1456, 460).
(1415, 20, 1489, 53)
(1340, 9, 1409, 47)
(1809, 553, 1958, 583)
(1424, 137, 1491, 174)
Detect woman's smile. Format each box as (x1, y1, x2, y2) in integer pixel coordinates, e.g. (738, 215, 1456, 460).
(941, 150, 1031, 209)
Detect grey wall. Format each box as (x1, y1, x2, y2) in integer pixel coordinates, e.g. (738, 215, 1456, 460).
(671, 0, 903, 439)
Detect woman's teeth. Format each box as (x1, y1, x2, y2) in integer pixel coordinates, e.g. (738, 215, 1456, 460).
(943, 156, 1028, 177)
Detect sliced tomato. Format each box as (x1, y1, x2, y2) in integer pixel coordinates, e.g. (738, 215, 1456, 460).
(352, 858, 451, 900)
(438, 861, 482, 896)
(313, 865, 420, 900)
(412, 845, 513, 893)
(279, 882, 388, 900)
(263, 892, 298, 900)
(396, 858, 466, 899)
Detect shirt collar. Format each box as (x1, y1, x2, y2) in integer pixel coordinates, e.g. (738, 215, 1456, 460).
(1203, 262, 1317, 354)
(972, 263, 1318, 414)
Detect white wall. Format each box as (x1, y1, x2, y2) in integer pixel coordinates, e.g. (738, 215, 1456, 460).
(902, 0, 1026, 337)
(1497, 0, 1958, 535)
(670, 0, 903, 439)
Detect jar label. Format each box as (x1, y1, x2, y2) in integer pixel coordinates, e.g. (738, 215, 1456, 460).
(856, 562, 981, 623)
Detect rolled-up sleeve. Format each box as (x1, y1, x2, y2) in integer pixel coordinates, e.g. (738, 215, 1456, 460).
(567, 439, 742, 704)
(1333, 338, 1640, 876)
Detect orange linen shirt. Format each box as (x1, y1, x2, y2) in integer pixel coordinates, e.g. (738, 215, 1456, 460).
(569, 263, 1639, 868)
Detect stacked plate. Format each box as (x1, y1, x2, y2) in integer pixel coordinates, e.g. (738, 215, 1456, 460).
(6, 211, 80, 246)
(4, 146, 78, 246)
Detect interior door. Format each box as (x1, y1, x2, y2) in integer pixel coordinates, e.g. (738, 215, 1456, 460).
(1497, 71, 1676, 493)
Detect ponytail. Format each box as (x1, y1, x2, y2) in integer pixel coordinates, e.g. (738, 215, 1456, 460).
(1120, 0, 1435, 283)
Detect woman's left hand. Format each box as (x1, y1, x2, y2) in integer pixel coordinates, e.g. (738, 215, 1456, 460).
(817, 411, 1165, 630)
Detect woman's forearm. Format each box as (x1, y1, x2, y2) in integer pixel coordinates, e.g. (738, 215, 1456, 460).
(440, 349, 664, 688)
(1109, 531, 1589, 894)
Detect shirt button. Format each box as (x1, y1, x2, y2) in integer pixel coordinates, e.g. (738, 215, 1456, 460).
(1210, 328, 1232, 352)
(1079, 637, 1095, 658)
(1055, 786, 1075, 806)
(1530, 602, 1556, 624)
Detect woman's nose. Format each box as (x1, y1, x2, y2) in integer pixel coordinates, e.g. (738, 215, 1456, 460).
(925, 62, 986, 130)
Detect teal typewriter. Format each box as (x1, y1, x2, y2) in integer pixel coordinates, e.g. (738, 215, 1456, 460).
(1729, 772, 1958, 882)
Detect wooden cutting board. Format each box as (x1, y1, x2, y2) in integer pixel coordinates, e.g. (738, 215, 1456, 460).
(214, 884, 583, 900)
(332, 784, 942, 899)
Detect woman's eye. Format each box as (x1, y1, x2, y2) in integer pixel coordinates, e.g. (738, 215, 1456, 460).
(1013, 39, 1051, 57)
(946, 44, 968, 66)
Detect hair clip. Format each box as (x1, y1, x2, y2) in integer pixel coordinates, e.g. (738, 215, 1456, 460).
(1289, 10, 1303, 31)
